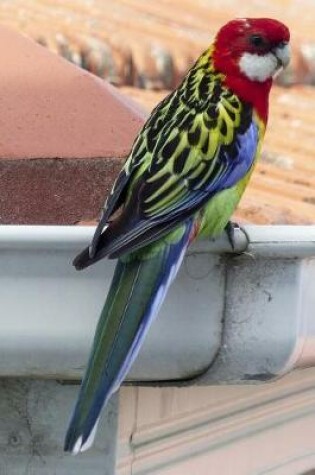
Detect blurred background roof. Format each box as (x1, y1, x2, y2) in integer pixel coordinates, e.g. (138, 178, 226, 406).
(0, 0, 314, 224)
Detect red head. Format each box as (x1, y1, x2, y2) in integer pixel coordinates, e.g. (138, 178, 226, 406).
(212, 18, 290, 123)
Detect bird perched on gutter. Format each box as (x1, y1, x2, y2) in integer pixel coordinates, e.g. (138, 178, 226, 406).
(64, 17, 290, 454)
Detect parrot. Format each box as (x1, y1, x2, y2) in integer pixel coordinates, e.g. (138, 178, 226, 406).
(64, 17, 290, 454)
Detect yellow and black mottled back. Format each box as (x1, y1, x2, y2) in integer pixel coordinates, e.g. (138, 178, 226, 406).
(78, 47, 255, 267)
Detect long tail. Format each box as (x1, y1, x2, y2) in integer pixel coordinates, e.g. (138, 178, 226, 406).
(64, 221, 193, 454)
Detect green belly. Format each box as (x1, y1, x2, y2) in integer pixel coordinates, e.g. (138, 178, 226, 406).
(197, 171, 252, 239)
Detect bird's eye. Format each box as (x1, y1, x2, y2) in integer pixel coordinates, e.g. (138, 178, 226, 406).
(249, 34, 265, 47)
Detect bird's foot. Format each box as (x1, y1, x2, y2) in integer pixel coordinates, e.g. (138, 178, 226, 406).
(225, 221, 239, 250)
(225, 221, 250, 252)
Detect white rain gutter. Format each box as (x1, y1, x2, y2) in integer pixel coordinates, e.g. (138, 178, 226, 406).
(0, 225, 314, 384)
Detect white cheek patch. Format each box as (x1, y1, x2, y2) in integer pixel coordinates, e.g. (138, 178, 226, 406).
(239, 52, 278, 82)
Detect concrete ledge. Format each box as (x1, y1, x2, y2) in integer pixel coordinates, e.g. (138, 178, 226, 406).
(0, 158, 121, 224)
(0, 379, 118, 473)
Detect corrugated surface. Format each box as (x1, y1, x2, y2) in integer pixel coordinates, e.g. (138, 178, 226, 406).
(0, 1, 314, 87)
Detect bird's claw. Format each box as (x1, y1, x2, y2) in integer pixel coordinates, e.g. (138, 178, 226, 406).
(225, 221, 239, 250)
(225, 221, 250, 253)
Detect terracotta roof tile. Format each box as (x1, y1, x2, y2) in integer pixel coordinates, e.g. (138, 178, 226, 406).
(0, 1, 314, 87)
(0, 25, 144, 160)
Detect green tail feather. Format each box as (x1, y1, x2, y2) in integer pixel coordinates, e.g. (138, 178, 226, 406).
(64, 234, 188, 453)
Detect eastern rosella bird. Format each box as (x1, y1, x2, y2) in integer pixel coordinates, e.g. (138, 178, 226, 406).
(65, 18, 290, 453)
